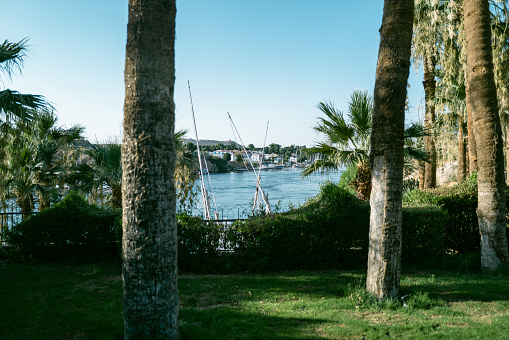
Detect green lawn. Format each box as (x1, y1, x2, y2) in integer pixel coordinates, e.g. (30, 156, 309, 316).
(1, 262, 509, 339)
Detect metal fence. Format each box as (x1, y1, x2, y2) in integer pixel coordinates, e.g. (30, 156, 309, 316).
(0, 212, 38, 246)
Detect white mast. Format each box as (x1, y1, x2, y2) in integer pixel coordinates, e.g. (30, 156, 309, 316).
(188, 81, 217, 219)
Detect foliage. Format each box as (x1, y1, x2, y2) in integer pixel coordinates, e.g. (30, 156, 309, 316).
(174, 181, 453, 273)
(177, 215, 224, 272)
(338, 164, 357, 195)
(222, 152, 232, 161)
(402, 206, 448, 265)
(303, 90, 372, 177)
(175, 130, 198, 213)
(403, 172, 482, 251)
(304, 90, 428, 200)
(207, 155, 231, 173)
(0, 39, 53, 121)
(6, 191, 120, 262)
(0, 111, 84, 212)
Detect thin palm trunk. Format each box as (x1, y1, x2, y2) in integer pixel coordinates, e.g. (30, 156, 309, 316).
(465, 0, 509, 270)
(423, 57, 437, 188)
(458, 119, 467, 182)
(418, 161, 425, 189)
(367, 0, 414, 299)
(122, 0, 178, 338)
(466, 84, 478, 174)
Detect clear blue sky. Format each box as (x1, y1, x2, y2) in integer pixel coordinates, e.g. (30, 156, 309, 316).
(1, 1, 424, 147)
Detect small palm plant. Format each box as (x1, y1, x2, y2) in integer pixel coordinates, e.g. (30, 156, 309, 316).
(304, 90, 428, 200)
(303, 90, 373, 199)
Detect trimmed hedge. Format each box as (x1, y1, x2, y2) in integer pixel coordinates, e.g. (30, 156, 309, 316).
(175, 182, 451, 273)
(7, 192, 121, 262)
(403, 172, 509, 251)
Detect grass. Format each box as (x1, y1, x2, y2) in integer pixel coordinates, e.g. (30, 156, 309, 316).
(1, 262, 509, 339)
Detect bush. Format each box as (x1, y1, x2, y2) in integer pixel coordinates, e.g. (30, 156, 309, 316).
(174, 181, 455, 273)
(402, 206, 448, 265)
(403, 173, 481, 251)
(338, 164, 357, 195)
(7, 191, 121, 262)
(177, 214, 225, 272)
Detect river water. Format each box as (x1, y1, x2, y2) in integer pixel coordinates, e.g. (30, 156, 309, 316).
(195, 167, 344, 219)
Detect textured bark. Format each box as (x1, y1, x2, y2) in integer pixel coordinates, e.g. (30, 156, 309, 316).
(418, 161, 425, 189)
(122, 1, 179, 339)
(506, 126, 509, 183)
(458, 120, 467, 183)
(367, 0, 414, 299)
(464, 0, 509, 270)
(350, 161, 372, 200)
(466, 84, 478, 174)
(423, 58, 437, 188)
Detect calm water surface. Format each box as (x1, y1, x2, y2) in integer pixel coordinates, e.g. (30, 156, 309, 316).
(197, 168, 344, 218)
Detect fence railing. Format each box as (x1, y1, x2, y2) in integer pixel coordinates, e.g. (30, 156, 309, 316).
(0, 212, 249, 247)
(0, 212, 38, 245)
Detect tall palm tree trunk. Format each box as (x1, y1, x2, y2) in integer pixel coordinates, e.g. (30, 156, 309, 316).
(367, 0, 414, 299)
(466, 84, 478, 174)
(458, 118, 467, 182)
(122, 0, 178, 338)
(423, 57, 437, 188)
(465, 0, 509, 270)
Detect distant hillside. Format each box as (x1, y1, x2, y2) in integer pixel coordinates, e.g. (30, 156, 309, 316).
(183, 138, 241, 148)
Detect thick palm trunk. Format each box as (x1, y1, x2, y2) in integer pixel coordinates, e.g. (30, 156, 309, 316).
(423, 57, 437, 188)
(458, 119, 467, 182)
(122, 1, 178, 338)
(465, 0, 509, 270)
(367, 0, 414, 299)
(466, 84, 478, 174)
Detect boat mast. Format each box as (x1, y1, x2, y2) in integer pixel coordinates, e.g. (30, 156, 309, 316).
(188, 81, 211, 220)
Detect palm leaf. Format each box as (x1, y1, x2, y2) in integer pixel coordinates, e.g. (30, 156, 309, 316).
(0, 90, 53, 121)
(0, 38, 28, 79)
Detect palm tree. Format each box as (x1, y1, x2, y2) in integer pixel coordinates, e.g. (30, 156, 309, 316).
(303, 90, 372, 199)
(84, 143, 122, 208)
(304, 90, 427, 200)
(174, 129, 198, 214)
(366, 0, 414, 299)
(464, 0, 509, 270)
(0, 111, 84, 213)
(0, 39, 52, 120)
(122, 0, 178, 338)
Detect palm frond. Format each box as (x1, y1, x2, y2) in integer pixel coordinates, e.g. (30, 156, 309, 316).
(0, 38, 28, 80)
(0, 89, 53, 121)
(404, 123, 428, 139)
(347, 90, 372, 137)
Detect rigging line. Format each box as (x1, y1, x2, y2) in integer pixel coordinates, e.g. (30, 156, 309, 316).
(254, 121, 270, 212)
(203, 152, 219, 219)
(227, 112, 271, 213)
(227, 112, 264, 180)
(188, 80, 211, 219)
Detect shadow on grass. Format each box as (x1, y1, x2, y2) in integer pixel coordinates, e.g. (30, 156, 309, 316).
(180, 309, 330, 340)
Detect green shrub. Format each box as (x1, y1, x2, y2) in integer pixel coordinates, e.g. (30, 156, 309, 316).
(403, 173, 480, 251)
(177, 214, 225, 272)
(402, 206, 448, 265)
(7, 191, 121, 262)
(338, 164, 357, 195)
(175, 181, 455, 273)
